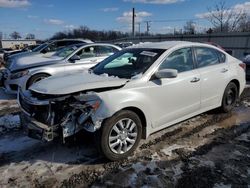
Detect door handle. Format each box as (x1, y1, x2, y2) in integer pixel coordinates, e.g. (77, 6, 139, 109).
(221, 68, 228, 73)
(190, 77, 200, 83)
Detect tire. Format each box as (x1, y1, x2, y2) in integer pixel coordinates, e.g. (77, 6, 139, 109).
(27, 73, 49, 89)
(96, 110, 142, 161)
(220, 82, 238, 112)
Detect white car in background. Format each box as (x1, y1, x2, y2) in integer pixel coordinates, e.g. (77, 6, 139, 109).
(1, 43, 121, 93)
(19, 41, 246, 161)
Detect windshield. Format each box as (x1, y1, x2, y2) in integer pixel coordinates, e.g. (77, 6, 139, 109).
(93, 48, 165, 79)
(52, 45, 79, 58)
(32, 43, 48, 52)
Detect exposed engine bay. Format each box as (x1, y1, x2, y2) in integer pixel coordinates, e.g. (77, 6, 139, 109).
(18, 89, 107, 142)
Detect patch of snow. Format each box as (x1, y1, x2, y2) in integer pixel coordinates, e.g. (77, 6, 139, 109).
(213, 183, 231, 188)
(242, 101, 250, 107)
(132, 162, 146, 173)
(128, 173, 137, 186)
(235, 133, 250, 142)
(147, 161, 158, 172)
(161, 144, 185, 156)
(200, 160, 215, 167)
(0, 114, 20, 130)
(233, 150, 244, 156)
(172, 162, 183, 177)
(0, 135, 39, 153)
(0, 103, 18, 111)
(0, 88, 16, 101)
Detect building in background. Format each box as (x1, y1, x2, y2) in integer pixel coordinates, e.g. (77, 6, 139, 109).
(0, 39, 37, 49)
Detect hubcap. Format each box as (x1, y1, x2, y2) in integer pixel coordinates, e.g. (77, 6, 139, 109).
(108, 118, 138, 154)
(226, 89, 236, 105)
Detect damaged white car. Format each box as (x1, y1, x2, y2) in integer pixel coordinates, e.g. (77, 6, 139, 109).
(18, 41, 246, 161)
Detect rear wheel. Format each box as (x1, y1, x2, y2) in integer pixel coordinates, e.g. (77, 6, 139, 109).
(221, 82, 238, 112)
(96, 110, 142, 161)
(27, 73, 49, 89)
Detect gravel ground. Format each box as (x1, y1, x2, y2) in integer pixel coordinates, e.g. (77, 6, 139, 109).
(0, 86, 250, 188)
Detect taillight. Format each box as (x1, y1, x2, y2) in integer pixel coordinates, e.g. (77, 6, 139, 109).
(239, 62, 246, 71)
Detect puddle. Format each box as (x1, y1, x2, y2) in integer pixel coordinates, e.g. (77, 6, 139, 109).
(218, 107, 250, 129)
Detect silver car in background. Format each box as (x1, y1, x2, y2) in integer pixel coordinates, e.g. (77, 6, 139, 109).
(4, 39, 93, 66)
(1, 43, 121, 93)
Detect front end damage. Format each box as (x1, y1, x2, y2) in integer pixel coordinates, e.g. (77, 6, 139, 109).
(18, 89, 106, 142)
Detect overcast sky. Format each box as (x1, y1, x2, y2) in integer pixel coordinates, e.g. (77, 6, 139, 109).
(0, 0, 249, 39)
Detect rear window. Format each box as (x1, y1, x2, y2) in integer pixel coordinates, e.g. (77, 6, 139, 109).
(217, 51, 226, 63)
(195, 47, 220, 68)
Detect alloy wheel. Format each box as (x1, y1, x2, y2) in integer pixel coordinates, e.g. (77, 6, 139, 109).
(108, 118, 138, 154)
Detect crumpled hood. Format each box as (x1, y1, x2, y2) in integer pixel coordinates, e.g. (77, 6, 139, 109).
(8, 53, 62, 72)
(30, 71, 128, 95)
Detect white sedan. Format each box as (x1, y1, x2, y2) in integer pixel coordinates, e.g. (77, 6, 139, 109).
(19, 41, 246, 161)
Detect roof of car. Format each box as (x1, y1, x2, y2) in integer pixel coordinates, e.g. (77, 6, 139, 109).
(130, 41, 205, 50)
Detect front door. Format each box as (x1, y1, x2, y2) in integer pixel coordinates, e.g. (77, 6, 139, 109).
(146, 47, 201, 128)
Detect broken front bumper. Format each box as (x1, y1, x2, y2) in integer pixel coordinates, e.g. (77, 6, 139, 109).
(21, 112, 59, 141)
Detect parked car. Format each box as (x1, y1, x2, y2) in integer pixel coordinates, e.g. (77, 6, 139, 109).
(1, 43, 121, 93)
(243, 55, 250, 80)
(3, 39, 93, 65)
(18, 41, 246, 161)
(3, 44, 40, 61)
(0, 48, 13, 61)
(114, 42, 134, 48)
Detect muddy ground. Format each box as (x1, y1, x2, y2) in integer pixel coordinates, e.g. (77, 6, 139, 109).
(0, 85, 250, 188)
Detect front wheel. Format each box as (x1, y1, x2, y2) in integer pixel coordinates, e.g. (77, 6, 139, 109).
(221, 82, 238, 112)
(26, 73, 49, 89)
(96, 110, 142, 161)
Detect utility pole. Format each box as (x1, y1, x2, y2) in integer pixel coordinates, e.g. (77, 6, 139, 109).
(145, 21, 151, 35)
(132, 8, 135, 37)
(138, 22, 141, 35)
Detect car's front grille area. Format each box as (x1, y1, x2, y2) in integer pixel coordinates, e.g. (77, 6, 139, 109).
(19, 94, 33, 115)
(19, 92, 50, 124)
(10, 84, 18, 91)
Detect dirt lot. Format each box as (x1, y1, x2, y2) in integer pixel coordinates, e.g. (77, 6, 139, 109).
(0, 85, 250, 188)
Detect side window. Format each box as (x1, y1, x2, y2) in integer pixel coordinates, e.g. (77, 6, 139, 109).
(217, 51, 226, 63)
(76, 46, 96, 59)
(159, 48, 194, 73)
(43, 43, 57, 52)
(96, 46, 118, 56)
(195, 47, 220, 68)
(57, 41, 66, 47)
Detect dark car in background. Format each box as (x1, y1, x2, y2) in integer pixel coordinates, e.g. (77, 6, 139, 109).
(3, 39, 93, 65)
(3, 44, 40, 62)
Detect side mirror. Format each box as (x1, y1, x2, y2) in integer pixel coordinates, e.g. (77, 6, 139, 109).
(154, 69, 178, 79)
(69, 54, 80, 63)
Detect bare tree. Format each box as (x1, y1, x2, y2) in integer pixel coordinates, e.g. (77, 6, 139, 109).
(10, 31, 21, 39)
(25, 33, 35, 39)
(238, 13, 250, 32)
(206, 1, 245, 32)
(183, 20, 196, 34)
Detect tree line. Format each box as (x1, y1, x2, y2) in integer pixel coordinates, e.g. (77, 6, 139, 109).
(3, 1, 250, 41)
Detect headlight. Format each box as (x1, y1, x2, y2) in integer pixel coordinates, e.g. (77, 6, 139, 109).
(10, 70, 29, 79)
(86, 100, 101, 111)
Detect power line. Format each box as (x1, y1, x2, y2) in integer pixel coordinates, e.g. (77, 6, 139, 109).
(145, 17, 204, 23)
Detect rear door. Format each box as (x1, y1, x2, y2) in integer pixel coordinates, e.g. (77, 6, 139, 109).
(194, 47, 229, 109)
